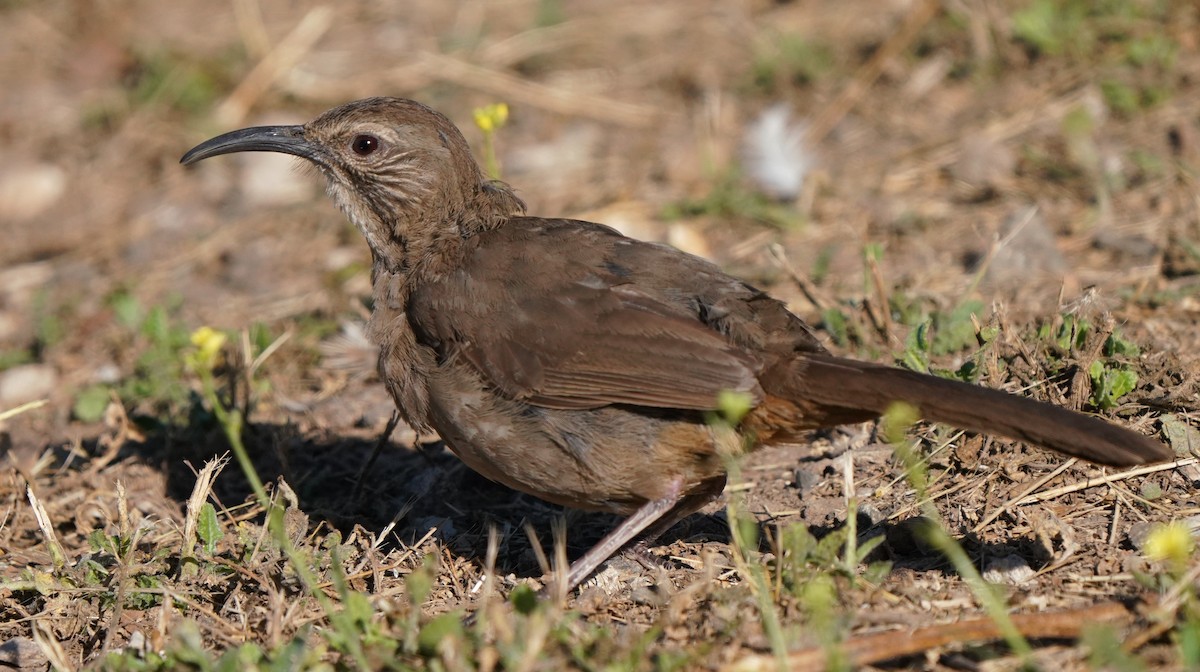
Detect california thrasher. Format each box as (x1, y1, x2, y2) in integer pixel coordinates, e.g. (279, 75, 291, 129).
(182, 97, 1170, 593)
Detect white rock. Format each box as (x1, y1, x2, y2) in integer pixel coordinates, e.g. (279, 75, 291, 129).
(92, 363, 122, 384)
(0, 163, 66, 221)
(982, 554, 1035, 585)
(0, 364, 58, 405)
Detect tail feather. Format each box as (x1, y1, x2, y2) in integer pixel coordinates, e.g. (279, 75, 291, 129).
(781, 354, 1170, 467)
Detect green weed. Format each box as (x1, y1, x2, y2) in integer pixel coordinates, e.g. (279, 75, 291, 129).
(0, 347, 33, 371)
(749, 32, 835, 94)
(1036, 314, 1142, 410)
(663, 169, 800, 229)
(1011, 0, 1179, 117)
(108, 294, 194, 421)
(127, 49, 227, 114)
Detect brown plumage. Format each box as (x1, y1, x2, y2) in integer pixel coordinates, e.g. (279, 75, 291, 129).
(182, 97, 1171, 593)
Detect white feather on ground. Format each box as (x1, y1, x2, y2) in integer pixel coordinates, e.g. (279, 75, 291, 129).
(742, 104, 814, 201)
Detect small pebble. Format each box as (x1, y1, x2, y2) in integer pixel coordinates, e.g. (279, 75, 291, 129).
(0, 163, 66, 220)
(982, 554, 1035, 585)
(0, 364, 57, 405)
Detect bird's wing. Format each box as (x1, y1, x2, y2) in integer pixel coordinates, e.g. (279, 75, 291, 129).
(466, 282, 762, 410)
(409, 222, 765, 411)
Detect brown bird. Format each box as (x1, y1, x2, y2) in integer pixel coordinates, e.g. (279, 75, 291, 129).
(182, 98, 1171, 592)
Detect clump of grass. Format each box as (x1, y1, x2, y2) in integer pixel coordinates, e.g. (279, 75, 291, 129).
(82, 48, 240, 132)
(70, 292, 284, 426)
(1036, 313, 1142, 411)
(893, 296, 994, 381)
(747, 32, 835, 95)
(1011, 0, 1180, 117)
(711, 390, 893, 671)
(68, 291, 194, 424)
(663, 168, 801, 229)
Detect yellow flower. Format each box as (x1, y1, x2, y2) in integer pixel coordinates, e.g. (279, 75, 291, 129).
(473, 103, 509, 133)
(1144, 521, 1195, 564)
(715, 389, 754, 425)
(189, 326, 227, 371)
(881, 401, 920, 445)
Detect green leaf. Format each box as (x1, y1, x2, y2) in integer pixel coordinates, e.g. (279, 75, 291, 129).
(861, 560, 893, 585)
(900, 325, 931, 373)
(931, 300, 984, 355)
(821, 307, 849, 347)
(1104, 332, 1141, 357)
(110, 292, 143, 329)
(130, 574, 164, 609)
(417, 612, 464, 657)
(196, 503, 223, 555)
(1089, 360, 1137, 409)
(406, 557, 435, 605)
(954, 360, 980, 383)
(343, 590, 374, 626)
(1160, 413, 1197, 456)
(732, 510, 759, 550)
(88, 529, 116, 555)
(73, 385, 112, 423)
(854, 534, 886, 563)
(509, 584, 538, 615)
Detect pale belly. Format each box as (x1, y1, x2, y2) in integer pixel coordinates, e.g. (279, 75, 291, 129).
(421, 365, 719, 514)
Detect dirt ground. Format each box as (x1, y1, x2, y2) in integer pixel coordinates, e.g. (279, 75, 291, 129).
(2, 0, 1199, 669)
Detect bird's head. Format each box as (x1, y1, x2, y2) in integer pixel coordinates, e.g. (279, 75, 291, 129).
(181, 97, 524, 274)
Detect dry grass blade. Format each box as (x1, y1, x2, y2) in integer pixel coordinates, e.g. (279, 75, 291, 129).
(415, 52, 662, 128)
(1016, 458, 1196, 505)
(974, 457, 1075, 532)
(0, 399, 48, 423)
(181, 453, 231, 561)
(767, 243, 829, 311)
(31, 621, 72, 672)
(523, 520, 551, 583)
(550, 516, 569, 606)
(216, 5, 334, 125)
(725, 602, 1134, 671)
(805, 0, 940, 145)
(24, 481, 66, 570)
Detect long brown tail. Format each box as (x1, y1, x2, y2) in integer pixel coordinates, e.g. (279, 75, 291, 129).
(775, 354, 1171, 467)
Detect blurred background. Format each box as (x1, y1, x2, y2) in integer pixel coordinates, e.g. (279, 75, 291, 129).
(0, 0, 1197, 439)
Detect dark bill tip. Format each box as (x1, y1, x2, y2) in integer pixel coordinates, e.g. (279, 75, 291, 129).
(180, 125, 316, 166)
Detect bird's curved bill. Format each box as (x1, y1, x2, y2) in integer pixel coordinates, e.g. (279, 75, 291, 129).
(180, 125, 318, 165)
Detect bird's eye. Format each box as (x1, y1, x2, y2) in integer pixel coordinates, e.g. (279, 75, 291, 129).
(351, 134, 380, 156)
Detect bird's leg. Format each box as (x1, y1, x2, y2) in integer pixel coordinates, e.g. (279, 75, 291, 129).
(629, 475, 726, 557)
(549, 475, 727, 596)
(548, 477, 685, 597)
(351, 410, 402, 499)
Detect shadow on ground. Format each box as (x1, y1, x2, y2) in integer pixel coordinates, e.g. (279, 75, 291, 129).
(40, 414, 1064, 587)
